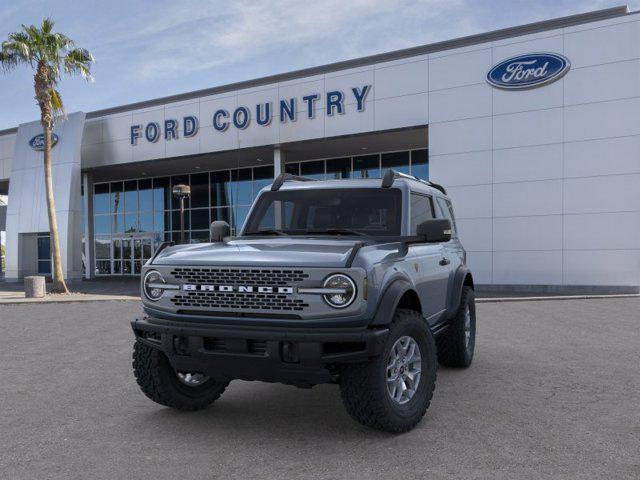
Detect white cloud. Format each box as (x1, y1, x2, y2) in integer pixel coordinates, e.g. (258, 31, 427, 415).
(101, 0, 475, 81)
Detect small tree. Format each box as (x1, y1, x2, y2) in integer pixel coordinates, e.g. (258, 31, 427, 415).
(0, 18, 93, 293)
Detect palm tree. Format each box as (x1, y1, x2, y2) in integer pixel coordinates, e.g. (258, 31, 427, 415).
(0, 18, 93, 293)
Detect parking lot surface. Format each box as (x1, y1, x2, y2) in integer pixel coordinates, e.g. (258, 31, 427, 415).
(1, 298, 638, 479)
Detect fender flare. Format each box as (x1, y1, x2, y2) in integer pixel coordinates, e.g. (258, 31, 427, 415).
(447, 266, 474, 318)
(370, 278, 416, 326)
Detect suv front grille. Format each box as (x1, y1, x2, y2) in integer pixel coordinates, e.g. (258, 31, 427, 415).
(170, 267, 309, 286)
(170, 291, 309, 311)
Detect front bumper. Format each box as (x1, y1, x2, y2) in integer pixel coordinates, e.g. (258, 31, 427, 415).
(132, 316, 389, 387)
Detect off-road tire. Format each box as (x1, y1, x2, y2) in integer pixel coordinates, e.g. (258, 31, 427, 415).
(132, 340, 229, 410)
(339, 309, 437, 433)
(437, 286, 476, 368)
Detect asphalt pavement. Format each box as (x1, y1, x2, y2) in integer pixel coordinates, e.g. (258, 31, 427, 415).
(1, 298, 638, 479)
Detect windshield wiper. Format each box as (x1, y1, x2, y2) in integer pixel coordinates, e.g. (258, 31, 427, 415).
(244, 229, 288, 236)
(304, 228, 369, 237)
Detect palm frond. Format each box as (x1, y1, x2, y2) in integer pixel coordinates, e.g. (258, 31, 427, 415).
(41, 17, 55, 35)
(64, 47, 94, 82)
(50, 87, 64, 114)
(1, 18, 95, 119)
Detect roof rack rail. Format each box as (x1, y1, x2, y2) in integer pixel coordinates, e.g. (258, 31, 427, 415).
(381, 169, 447, 195)
(271, 173, 316, 191)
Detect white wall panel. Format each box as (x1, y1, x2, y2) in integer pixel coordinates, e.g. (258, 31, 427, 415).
(493, 180, 563, 217)
(564, 20, 640, 68)
(101, 139, 133, 165)
(493, 215, 563, 251)
(456, 218, 492, 251)
(564, 211, 640, 250)
(238, 117, 280, 149)
(80, 142, 104, 169)
(131, 108, 165, 162)
(493, 80, 563, 115)
(164, 101, 200, 158)
(326, 102, 374, 138)
(429, 49, 492, 91)
(493, 251, 563, 284)
(82, 120, 103, 145)
(563, 174, 640, 214)
(278, 79, 325, 114)
(564, 59, 640, 106)
(199, 125, 238, 152)
(429, 116, 491, 155)
(373, 93, 428, 132)
(324, 69, 374, 107)
(564, 136, 640, 178)
(563, 250, 640, 286)
(429, 83, 492, 123)
(374, 60, 428, 100)
(493, 108, 563, 149)
(493, 144, 563, 183)
(446, 184, 492, 219)
(429, 150, 492, 187)
(279, 113, 325, 143)
(102, 114, 132, 142)
(0, 158, 8, 179)
(199, 94, 237, 129)
(564, 97, 640, 142)
(466, 251, 492, 284)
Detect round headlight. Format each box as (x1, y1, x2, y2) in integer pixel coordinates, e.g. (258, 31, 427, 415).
(322, 274, 357, 308)
(143, 270, 165, 301)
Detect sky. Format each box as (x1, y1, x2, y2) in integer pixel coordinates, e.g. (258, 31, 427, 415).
(0, 0, 638, 130)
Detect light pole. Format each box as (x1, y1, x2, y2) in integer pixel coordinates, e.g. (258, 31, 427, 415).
(172, 184, 191, 244)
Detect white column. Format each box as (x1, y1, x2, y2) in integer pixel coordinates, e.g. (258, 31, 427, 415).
(273, 147, 285, 228)
(273, 147, 285, 176)
(82, 172, 94, 279)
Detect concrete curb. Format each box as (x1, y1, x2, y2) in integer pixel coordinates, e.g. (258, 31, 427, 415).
(476, 293, 640, 303)
(0, 295, 140, 305)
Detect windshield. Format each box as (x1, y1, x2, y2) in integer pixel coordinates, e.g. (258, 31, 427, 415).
(243, 188, 402, 236)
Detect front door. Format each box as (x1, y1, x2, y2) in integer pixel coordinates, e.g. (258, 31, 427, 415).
(111, 234, 155, 275)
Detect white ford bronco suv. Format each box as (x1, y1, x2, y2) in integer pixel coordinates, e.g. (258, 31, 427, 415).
(132, 170, 476, 432)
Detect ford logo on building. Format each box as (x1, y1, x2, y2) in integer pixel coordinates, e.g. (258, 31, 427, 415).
(29, 133, 59, 151)
(487, 53, 570, 90)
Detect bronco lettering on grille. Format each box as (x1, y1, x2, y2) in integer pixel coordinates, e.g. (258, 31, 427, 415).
(182, 285, 294, 294)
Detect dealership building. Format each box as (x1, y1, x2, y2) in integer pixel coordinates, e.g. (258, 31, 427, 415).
(0, 6, 638, 292)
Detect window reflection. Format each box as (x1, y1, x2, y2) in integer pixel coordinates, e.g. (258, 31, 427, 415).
(110, 182, 123, 214)
(138, 179, 153, 212)
(231, 169, 252, 206)
(353, 155, 380, 179)
(91, 148, 428, 275)
(153, 177, 170, 212)
(382, 152, 410, 175)
(411, 149, 429, 179)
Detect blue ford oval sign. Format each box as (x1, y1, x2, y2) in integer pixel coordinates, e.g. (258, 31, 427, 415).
(487, 53, 570, 90)
(29, 133, 59, 151)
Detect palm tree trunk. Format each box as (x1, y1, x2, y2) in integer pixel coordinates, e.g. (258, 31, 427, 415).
(43, 123, 68, 294)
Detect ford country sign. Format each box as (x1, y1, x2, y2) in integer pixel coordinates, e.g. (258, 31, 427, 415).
(487, 53, 570, 90)
(29, 133, 59, 151)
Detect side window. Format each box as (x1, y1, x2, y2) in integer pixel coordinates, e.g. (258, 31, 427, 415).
(410, 192, 435, 235)
(436, 197, 457, 237)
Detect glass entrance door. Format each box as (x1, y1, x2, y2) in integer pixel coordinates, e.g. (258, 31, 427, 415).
(111, 234, 155, 275)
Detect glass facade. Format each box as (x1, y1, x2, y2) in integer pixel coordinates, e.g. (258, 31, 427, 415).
(37, 232, 51, 275)
(285, 149, 428, 181)
(93, 165, 273, 275)
(92, 148, 427, 275)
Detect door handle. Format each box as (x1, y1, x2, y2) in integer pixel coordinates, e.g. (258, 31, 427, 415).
(439, 257, 450, 266)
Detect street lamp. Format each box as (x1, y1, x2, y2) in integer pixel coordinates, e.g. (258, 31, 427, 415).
(172, 184, 191, 244)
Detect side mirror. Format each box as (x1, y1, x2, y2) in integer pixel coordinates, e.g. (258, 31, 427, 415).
(210, 221, 231, 242)
(416, 219, 452, 243)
